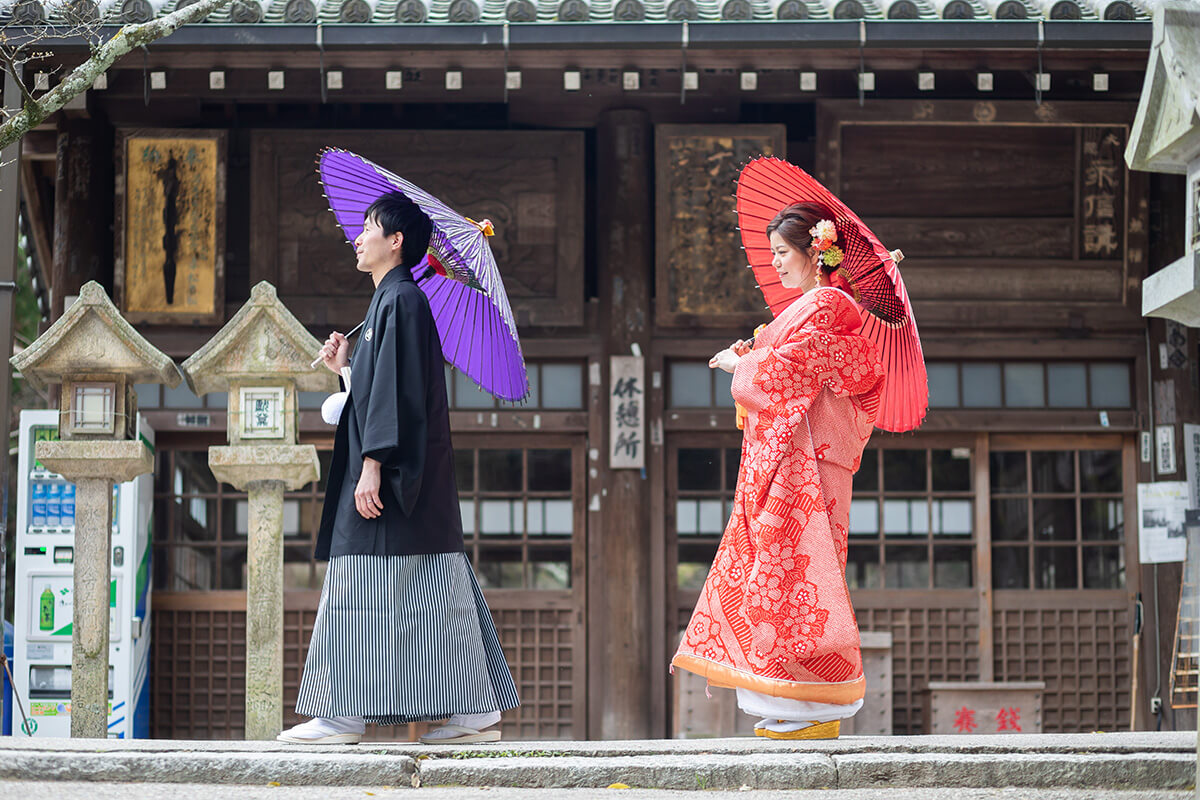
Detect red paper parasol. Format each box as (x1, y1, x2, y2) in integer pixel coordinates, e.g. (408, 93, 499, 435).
(736, 157, 927, 432)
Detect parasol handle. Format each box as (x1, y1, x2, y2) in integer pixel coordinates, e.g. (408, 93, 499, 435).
(889, 248, 904, 264)
(309, 321, 366, 369)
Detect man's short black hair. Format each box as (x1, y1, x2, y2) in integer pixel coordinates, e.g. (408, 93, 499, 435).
(365, 191, 433, 269)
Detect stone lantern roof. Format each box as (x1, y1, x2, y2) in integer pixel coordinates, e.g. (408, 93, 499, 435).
(10, 280, 181, 393)
(182, 280, 337, 396)
(1126, 1, 1200, 326)
(1126, 0, 1200, 174)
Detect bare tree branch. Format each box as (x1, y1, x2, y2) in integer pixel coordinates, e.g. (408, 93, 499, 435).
(0, 0, 234, 151)
(0, 43, 38, 109)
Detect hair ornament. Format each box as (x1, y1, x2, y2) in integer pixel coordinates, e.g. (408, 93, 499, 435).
(808, 218, 843, 269)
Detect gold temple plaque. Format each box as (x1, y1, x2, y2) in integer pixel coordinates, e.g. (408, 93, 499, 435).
(116, 130, 227, 324)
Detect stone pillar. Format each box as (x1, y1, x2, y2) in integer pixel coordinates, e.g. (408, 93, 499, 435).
(208, 446, 319, 740)
(182, 281, 333, 739)
(71, 477, 114, 739)
(245, 480, 285, 740)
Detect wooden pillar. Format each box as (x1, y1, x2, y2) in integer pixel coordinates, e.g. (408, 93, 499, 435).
(52, 117, 110, 320)
(1138, 313, 1200, 733)
(589, 108, 653, 740)
(0, 69, 22, 643)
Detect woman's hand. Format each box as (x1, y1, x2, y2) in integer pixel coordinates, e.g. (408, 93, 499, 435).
(319, 332, 351, 374)
(730, 339, 751, 357)
(355, 457, 383, 519)
(709, 348, 740, 374)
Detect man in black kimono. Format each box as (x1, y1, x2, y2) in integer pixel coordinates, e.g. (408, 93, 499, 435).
(279, 191, 518, 745)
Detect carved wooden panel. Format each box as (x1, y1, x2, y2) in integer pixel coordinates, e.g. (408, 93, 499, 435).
(817, 101, 1143, 333)
(114, 129, 227, 325)
(654, 125, 786, 329)
(250, 131, 584, 329)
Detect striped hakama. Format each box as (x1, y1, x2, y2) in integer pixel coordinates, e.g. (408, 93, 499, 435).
(295, 552, 520, 724)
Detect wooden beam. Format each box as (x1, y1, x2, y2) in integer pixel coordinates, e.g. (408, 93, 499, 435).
(46, 40, 1153, 73)
(20, 160, 53, 297)
(0, 69, 23, 629)
(974, 432, 994, 682)
(589, 108, 654, 740)
(20, 129, 58, 161)
(51, 117, 112, 320)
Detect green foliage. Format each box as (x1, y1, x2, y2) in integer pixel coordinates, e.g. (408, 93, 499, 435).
(450, 749, 571, 759)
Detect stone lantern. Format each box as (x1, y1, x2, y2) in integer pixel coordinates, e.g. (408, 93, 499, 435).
(9, 281, 182, 738)
(1125, 2, 1200, 780)
(181, 281, 335, 740)
(1126, 1, 1200, 324)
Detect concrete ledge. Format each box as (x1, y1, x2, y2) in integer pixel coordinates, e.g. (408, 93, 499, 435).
(0, 750, 416, 786)
(0, 732, 1192, 755)
(0, 733, 1192, 791)
(420, 753, 837, 790)
(836, 752, 1196, 790)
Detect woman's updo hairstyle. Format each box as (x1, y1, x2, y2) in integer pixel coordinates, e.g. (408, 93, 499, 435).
(765, 202, 842, 276)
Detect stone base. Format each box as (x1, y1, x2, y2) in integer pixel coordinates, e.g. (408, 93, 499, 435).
(209, 445, 320, 491)
(36, 440, 153, 483)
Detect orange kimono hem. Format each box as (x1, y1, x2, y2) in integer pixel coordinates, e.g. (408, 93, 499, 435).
(672, 653, 866, 705)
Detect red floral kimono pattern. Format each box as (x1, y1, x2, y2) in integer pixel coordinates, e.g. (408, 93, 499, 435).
(673, 287, 884, 703)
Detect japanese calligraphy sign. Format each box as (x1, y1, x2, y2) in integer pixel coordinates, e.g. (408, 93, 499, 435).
(1191, 176, 1199, 252)
(951, 705, 1024, 734)
(1080, 127, 1125, 261)
(928, 682, 1043, 735)
(115, 129, 227, 325)
(1184, 424, 1200, 509)
(609, 356, 645, 469)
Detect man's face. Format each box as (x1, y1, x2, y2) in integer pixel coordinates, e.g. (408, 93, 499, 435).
(355, 214, 403, 272)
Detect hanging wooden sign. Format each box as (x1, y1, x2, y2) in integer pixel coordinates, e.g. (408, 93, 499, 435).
(609, 355, 645, 470)
(115, 129, 227, 325)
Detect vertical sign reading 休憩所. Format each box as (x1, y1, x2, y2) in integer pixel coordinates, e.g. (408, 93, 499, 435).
(609, 356, 645, 470)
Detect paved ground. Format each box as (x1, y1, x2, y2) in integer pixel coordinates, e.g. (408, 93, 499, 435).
(0, 783, 1191, 800)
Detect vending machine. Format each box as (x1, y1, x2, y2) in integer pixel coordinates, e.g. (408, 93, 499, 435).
(12, 408, 154, 738)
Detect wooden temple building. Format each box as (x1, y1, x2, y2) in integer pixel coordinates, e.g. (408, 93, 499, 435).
(6, 0, 1192, 740)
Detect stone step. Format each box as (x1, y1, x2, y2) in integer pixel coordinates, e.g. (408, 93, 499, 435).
(0, 733, 1192, 791)
(418, 751, 1194, 791)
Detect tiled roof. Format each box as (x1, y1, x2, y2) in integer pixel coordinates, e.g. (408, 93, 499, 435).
(2, 0, 1151, 24)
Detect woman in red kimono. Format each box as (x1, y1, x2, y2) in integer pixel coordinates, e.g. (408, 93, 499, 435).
(672, 202, 885, 740)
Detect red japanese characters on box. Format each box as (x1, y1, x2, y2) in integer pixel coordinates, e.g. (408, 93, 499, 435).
(926, 681, 1045, 735)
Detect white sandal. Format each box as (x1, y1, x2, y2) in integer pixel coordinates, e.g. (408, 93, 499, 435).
(419, 724, 502, 744)
(276, 716, 364, 745)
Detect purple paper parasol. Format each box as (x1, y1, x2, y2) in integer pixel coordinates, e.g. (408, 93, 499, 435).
(318, 148, 529, 403)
